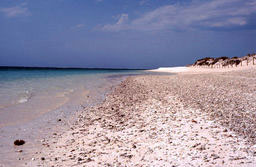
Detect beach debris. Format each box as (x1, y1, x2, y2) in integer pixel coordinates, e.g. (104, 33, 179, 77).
(120, 153, 133, 159)
(229, 156, 246, 161)
(191, 119, 197, 123)
(192, 143, 200, 148)
(16, 149, 23, 153)
(58, 118, 62, 122)
(211, 154, 220, 160)
(41, 157, 45, 161)
(250, 145, 256, 155)
(85, 158, 93, 163)
(81, 105, 86, 109)
(14, 139, 25, 146)
(198, 144, 207, 151)
(77, 157, 83, 161)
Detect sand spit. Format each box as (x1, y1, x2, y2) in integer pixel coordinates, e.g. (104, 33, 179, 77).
(26, 69, 256, 167)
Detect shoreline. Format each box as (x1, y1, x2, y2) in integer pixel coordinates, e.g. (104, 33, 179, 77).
(22, 67, 256, 166)
(149, 63, 256, 74)
(0, 73, 126, 167)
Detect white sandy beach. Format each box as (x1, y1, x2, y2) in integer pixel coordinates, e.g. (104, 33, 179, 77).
(149, 60, 256, 74)
(19, 65, 256, 166)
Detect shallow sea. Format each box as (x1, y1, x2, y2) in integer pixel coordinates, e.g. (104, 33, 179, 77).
(0, 68, 147, 127)
(0, 68, 159, 165)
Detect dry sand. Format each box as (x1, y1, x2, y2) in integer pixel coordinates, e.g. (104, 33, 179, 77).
(149, 61, 256, 74)
(21, 66, 256, 166)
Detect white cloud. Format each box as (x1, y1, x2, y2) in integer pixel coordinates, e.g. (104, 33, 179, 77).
(0, 5, 30, 18)
(116, 14, 128, 25)
(70, 24, 87, 31)
(102, 0, 256, 31)
(207, 17, 247, 28)
(74, 24, 85, 28)
(103, 14, 129, 31)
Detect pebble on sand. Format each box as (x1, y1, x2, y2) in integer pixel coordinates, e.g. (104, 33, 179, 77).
(14, 140, 25, 146)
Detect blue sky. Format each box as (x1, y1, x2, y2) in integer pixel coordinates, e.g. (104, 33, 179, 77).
(0, 0, 255, 68)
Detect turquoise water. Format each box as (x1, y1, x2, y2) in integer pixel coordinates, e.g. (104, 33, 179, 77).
(0, 68, 142, 82)
(0, 68, 146, 127)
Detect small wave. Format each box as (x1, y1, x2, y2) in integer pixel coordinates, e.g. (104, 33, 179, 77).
(17, 91, 33, 104)
(56, 89, 74, 97)
(18, 97, 28, 103)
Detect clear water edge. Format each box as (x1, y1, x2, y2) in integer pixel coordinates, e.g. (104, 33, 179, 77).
(0, 69, 163, 166)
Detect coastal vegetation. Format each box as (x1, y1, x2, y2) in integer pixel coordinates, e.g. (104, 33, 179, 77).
(192, 53, 256, 67)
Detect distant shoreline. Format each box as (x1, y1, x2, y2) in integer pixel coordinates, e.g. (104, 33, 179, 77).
(0, 66, 151, 71)
(149, 62, 256, 74)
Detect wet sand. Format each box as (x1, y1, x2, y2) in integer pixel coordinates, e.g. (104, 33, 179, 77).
(13, 67, 256, 166)
(0, 75, 125, 167)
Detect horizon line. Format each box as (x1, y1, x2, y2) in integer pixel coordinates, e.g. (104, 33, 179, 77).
(0, 66, 154, 71)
